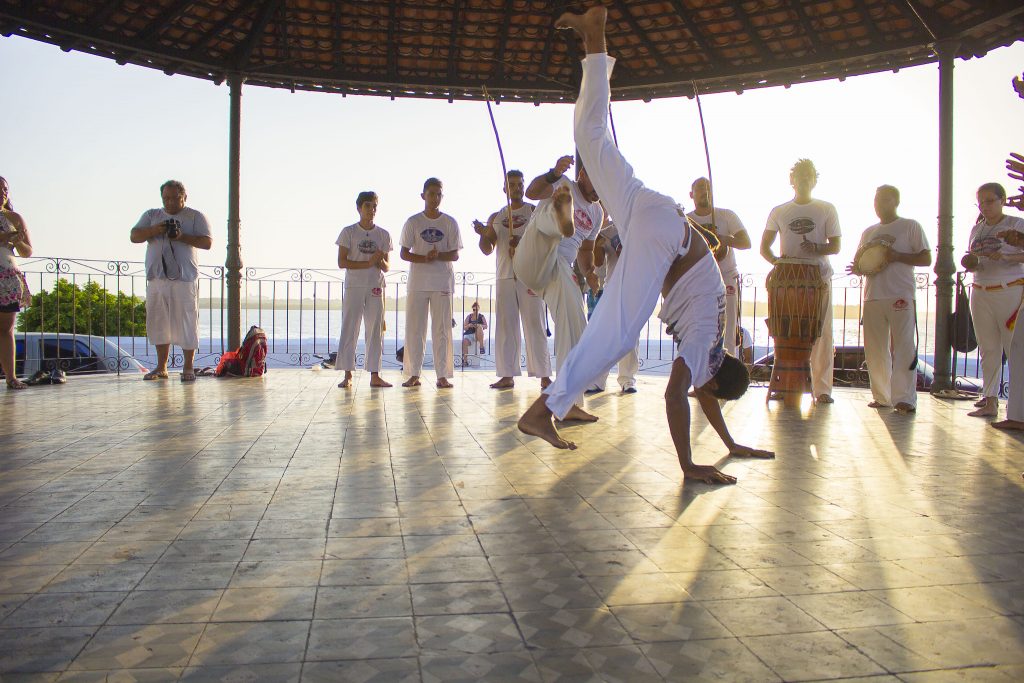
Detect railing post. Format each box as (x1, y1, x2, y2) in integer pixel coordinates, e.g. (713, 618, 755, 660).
(931, 39, 959, 393)
(226, 73, 244, 350)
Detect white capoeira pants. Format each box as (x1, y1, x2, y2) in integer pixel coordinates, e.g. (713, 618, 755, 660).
(543, 54, 686, 420)
(146, 278, 199, 349)
(404, 290, 454, 380)
(1007, 302, 1024, 422)
(494, 277, 551, 378)
(810, 284, 834, 398)
(594, 345, 639, 391)
(337, 285, 384, 373)
(863, 297, 917, 407)
(969, 284, 1021, 398)
(513, 204, 588, 407)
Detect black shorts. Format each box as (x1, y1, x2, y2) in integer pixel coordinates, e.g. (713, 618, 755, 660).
(0, 302, 20, 313)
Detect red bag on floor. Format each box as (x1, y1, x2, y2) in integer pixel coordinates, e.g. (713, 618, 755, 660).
(215, 326, 267, 377)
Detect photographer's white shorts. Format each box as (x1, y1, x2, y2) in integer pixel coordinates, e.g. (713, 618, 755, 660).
(146, 278, 200, 350)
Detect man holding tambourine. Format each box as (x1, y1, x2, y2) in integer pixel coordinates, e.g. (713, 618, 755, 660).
(847, 186, 931, 413)
(687, 177, 751, 358)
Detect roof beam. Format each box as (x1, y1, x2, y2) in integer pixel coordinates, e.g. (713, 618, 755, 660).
(611, 0, 671, 73)
(332, 1, 344, 74)
(135, 0, 194, 44)
(188, 0, 262, 57)
(58, 0, 122, 51)
(446, 0, 464, 90)
(663, 0, 718, 65)
(951, 1, 1024, 42)
(847, 0, 886, 47)
(538, 1, 570, 95)
(712, 0, 776, 65)
(897, 0, 952, 41)
(231, 0, 283, 70)
(790, 0, 825, 55)
(88, 0, 125, 29)
(493, 0, 514, 84)
(387, 0, 397, 81)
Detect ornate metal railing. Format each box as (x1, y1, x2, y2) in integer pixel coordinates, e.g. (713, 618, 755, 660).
(9, 256, 999, 394)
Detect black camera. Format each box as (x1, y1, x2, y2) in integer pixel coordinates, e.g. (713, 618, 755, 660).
(164, 219, 181, 239)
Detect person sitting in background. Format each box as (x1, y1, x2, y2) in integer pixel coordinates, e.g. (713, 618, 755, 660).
(461, 302, 487, 366)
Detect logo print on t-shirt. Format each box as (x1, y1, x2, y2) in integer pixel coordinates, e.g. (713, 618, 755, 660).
(357, 238, 378, 255)
(971, 236, 1002, 254)
(420, 228, 444, 244)
(574, 209, 593, 232)
(893, 298, 909, 311)
(788, 217, 816, 235)
(502, 214, 529, 231)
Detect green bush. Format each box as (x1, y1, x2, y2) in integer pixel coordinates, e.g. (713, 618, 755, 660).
(17, 279, 147, 336)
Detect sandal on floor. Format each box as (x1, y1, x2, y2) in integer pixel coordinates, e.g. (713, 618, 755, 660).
(180, 371, 197, 383)
(5, 378, 27, 390)
(144, 370, 169, 381)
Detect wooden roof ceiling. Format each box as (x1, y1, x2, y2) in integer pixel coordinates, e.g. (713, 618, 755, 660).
(3, 1, 1022, 103)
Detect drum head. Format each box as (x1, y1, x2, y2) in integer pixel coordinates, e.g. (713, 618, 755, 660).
(856, 243, 888, 275)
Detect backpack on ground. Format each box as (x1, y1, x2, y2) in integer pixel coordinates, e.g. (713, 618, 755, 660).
(215, 326, 268, 377)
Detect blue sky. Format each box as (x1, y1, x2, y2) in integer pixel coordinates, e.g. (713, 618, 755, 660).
(2, 36, 1022, 277)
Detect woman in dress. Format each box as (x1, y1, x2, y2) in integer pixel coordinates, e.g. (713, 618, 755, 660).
(0, 176, 34, 390)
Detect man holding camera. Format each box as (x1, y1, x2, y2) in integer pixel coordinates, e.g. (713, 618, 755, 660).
(130, 180, 213, 382)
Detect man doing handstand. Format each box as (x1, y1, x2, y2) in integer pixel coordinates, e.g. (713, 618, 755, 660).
(517, 6, 773, 484)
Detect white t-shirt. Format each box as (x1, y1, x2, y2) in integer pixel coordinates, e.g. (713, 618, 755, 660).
(336, 223, 392, 289)
(553, 177, 603, 266)
(686, 207, 746, 280)
(859, 217, 929, 301)
(400, 211, 463, 293)
(489, 203, 535, 280)
(968, 214, 1024, 286)
(134, 206, 212, 282)
(765, 198, 841, 278)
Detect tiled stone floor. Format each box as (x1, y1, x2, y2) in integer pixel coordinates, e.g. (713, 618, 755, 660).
(1, 369, 1022, 682)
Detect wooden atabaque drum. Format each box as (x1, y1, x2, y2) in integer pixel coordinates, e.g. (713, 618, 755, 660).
(765, 259, 827, 406)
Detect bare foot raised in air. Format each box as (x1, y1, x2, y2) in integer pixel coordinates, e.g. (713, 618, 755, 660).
(518, 396, 577, 449)
(558, 404, 599, 423)
(555, 6, 608, 54)
(551, 185, 575, 238)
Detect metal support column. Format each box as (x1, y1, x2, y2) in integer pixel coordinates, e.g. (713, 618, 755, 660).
(226, 73, 244, 350)
(931, 40, 959, 393)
